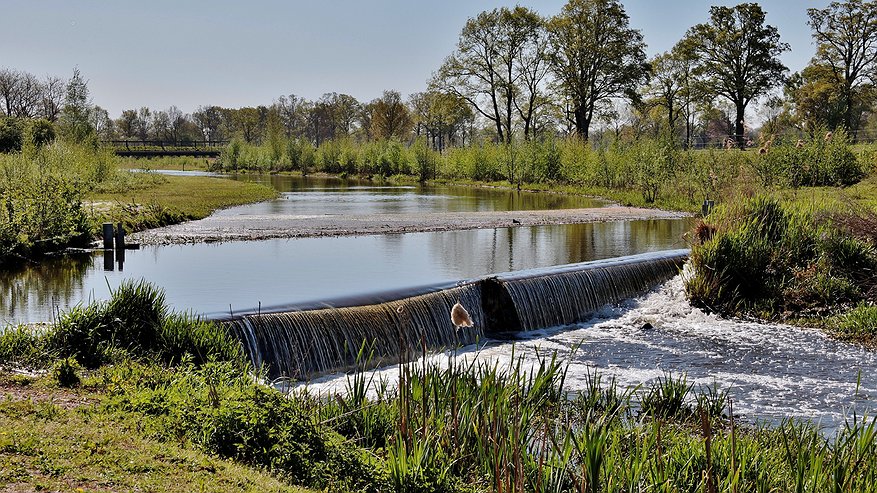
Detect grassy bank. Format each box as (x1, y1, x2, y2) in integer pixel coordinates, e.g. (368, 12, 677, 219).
(0, 144, 277, 266)
(88, 174, 277, 233)
(687, 195, 877, 342)
(4, 281, 877, 492)
(0, 373, 312, 493)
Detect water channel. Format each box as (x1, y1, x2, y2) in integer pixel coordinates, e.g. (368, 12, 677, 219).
(0, 174, 690, 324)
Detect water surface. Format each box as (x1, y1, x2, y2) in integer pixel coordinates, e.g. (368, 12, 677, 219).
(1, 219, 691, 324)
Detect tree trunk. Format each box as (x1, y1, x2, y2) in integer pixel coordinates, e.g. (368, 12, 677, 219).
(734, 103, 746, 148)
(574, 104, 590, 141)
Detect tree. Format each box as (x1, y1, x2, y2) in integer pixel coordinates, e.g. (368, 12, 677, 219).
(645, 49, 690, 137)
(90, 106, 114, 140)
(681, 3, 789, 147)
(59, 68, 94, 143)
(136, 107, 152, 140)
(0, 69, 43, 118)
(547, 0, 648, 140)
(435, 6, 546, 143)
(40, 75, 65, 122)
(368, 90, 412, 140)
(116, 109, 139, 140)
(807, 0, 877, 135)
(275, 94, 309, 138)
(192, 105, 224, 141)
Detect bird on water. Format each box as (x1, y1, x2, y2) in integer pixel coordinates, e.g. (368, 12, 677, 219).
(451, 301, 473, 328)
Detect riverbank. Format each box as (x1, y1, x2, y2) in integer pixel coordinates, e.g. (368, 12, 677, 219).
(88, 174, 279, 234)
(4, 289, 877, 493)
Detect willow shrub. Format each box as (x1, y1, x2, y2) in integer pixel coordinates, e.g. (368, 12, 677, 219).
(686, 196, 877, 317)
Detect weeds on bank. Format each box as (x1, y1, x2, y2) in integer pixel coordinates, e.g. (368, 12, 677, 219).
(687, 195, 877, 323)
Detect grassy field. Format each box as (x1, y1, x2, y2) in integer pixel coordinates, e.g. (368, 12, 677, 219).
(0, 373, 312, 493)
(88, 174, 278, 232)
(117, 155, 213, 172)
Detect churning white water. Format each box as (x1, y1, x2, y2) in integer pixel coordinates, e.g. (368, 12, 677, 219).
(299, 274, 877, 430)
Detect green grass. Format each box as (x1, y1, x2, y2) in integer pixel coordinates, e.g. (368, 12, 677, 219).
(0, 374, 313, 493)
(833, 304, 877, 345)
(88, 174, 277, 232)
(118, 155, 213, 172)
(0, 279, 244, 369)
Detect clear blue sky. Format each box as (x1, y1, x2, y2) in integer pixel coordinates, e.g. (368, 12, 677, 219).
(2, 0, 828, 116)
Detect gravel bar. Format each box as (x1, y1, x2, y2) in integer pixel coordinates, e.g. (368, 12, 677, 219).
(131, 206, 692, 245)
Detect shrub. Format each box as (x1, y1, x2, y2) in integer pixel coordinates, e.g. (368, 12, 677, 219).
(51, 356, 82, 387)
(686, 196, 877, 317)
(0, 117, 23, 153)
(45, 279, 244, 368)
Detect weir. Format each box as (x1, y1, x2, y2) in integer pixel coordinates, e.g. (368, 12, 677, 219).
(222, 249, 689, 380)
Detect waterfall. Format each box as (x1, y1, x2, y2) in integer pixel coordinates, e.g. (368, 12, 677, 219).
(222, 249, 688, 379)
(224, 283, 484, 379)
(484, 249, 689, 333)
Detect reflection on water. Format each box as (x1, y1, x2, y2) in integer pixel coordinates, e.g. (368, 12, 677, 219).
(225, 174, 605, 215)
(1, 219, 692, 324)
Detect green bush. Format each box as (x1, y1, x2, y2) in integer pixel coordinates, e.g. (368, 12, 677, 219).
(102, 361, 384, 491)
(759, 129, 865, 188)
(51, 356, 82, 387)
(45, 279, 243, 368)
(0, 117, 23, 153)
(687, 196, 877, 317)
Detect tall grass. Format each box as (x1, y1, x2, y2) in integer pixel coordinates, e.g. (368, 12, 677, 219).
(0, 279, 243, 368)
(686, 195, 877, 319)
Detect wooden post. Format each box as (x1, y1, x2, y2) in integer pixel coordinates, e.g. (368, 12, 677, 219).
(102, 223, 114, 249)
(115, 222, 125, 250)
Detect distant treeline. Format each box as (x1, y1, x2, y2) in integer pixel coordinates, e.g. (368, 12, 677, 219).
(3, 1, 877, 152)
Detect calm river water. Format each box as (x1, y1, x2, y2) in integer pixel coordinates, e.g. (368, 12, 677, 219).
(0, 174, 690, 324)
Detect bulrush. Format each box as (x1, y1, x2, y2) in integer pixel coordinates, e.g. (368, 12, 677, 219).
(450, 301, 473, 328)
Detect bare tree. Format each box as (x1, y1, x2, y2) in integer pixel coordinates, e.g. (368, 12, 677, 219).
(435, 7, 545, 143)
(40, 75, 65, 122)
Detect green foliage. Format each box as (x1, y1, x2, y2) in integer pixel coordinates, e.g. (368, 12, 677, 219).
(1, 279, 243, 369)
(758, 129, 864, 187)
(27, 119, 56, 148)
(59, 68, 95, 144)
(102, 361, 383, 491)
(686, 196, 877, 317)
(834, 304, 877, 341)
(640, 372, 693, 419)
(0, 324, 52, 366)
(0, 117, 24, 153)
(51, 356, 82, 387)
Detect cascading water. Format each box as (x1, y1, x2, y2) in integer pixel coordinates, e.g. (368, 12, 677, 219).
(221, 250, 689, 380)
(483, 249, 689, 333)
(225, 284, 484, 379)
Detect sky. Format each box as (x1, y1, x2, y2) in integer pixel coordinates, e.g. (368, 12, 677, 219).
(2, 0, 830, 117)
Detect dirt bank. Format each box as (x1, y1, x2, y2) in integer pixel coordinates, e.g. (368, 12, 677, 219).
(131, 206, 692, 245)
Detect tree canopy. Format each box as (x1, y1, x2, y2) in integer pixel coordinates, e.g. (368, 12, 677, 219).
(681, 3, 789, 146)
